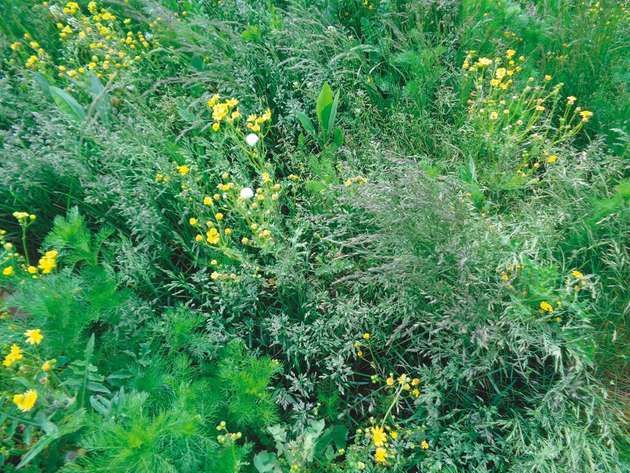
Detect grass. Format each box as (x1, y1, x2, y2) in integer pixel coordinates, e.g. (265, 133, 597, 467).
(0, 0, 628, 471)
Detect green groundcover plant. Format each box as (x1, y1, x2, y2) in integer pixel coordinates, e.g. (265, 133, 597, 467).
(0, 0, 628, 472)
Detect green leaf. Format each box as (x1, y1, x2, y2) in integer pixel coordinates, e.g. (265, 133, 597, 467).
(49, 86, 86, 122)
(327, 91, 341, 136)
(316, 82, 334, 132)
(296, 112, 316, 139)
(253, 451, 281, 473)
(32, 72, 50, 97)
(87, 73, 111, 125)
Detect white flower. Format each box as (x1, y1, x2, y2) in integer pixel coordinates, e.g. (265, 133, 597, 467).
(245, 133, 259, 146)
(240, 187, 254, 199)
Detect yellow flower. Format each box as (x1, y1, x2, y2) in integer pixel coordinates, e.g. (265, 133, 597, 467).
(371, 426, 387, 446)
(495, 68, 507, 80)
(386, 376, 394, 386)
(25, 329, 43, 345)
(212, 103, 229, 121)
(580, 110, 593, 122)
(390, 431, 398, 440)
(27, 266, 38, 274)
(207, 94, 220, 108)
(195, 234, 203, 242)
(411, 378, 420, 386)
(215, 212, 224, 221)
(189, 217, 198, 226)
(38, 250, 58, 274)
(212, 122, 221, 132)
(477, 57, 492, 67)
(10, 41, 22, 51)
(3, 344, 23, 367)
(571, 270, 584, 279)
(567, 96, 577, 105)
(506, 49, 516, 58)
(2, 266, 14, 277)
(544, 74, 552, 81)
(362, 332, 370, 340)
(203, 196, 212, 206)
(412, 388, 420, 398)
(13, 389, 38, 412)
(539, 301, 554, 313)
(42, 359, 56, 371)
(546, 154, 558, 164)
(177, 165, 190, 175)
(489, 111, 499, 120)
(374, 447, 388, 464)
(206, 228, 220, 245)
(421, 440, 429, 450)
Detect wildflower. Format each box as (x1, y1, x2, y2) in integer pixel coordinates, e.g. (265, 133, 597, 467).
(374, 447, 388, 464)
(27, 266, 38, 274)
(215, 213, 224, 221)
(506, 49, 516, 58)
(288, 174, 299, 181)
(362, 332, 370, 340)
(38, 250, 58, 274)
(13, 211, 30, 222)
(544, 75, 552, 81)
(421, 440, 429, 450)
(490, 111, 499, 120)
(224, 228, 232, 236)
(210, 271, 220, 280)
(567, 96, 577, 104)
(189, 217, 198, 226)
(546, 154, 558, 164)
(195, 234, 203, 242)
(177, 165, 190, 175)
(10, 41, 22, 51)
(3, 344, 23, 367)
(571, 270, 584, 279)
(386, 375, 394, 386)
(535, 105, 545, 111)
(477, 57, 492, 67)
(207, 94, 220, 108)
(240, 187, 254, 199)
(241, 237, 250, 244)
(412, 388, 420, 398)
(496, 68, 507, 79)
(25, 329, 43, 345)
(13, 389, 38, 412)
(2, 266, 14, 277)
(580, 110, 593, 122)
(212, 122, 221, 132)
(540, 301, 554, 313)
(206, 228, 220, 245)
(203, 196, 212, 206)
(390, 431, 398, 440)
(42, 359, 55, 371)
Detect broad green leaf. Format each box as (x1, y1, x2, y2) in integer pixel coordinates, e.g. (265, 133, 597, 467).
(316, 82, 334, 131)
(296, 111, 316, 138)
(49, 86, 86, 122)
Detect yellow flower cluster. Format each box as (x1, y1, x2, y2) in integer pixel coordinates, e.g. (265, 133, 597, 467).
(38, 250, 58, 274)
(2, 344, 23, 367)
(13, 1, 156, 81)
(207, 95, 242, 131)
(463, 48, 593, 173)
(246, 109, 272, 133)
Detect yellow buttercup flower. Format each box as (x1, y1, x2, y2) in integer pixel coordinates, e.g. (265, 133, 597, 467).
(13, 389, 38, 412)
(24, 329, 43, 345)
(571, 270, 584, 279)
(3, 344, 23, 367)
(38, 250, 58, 274)
(2, 266, 14, 277)
(539, 301, 554, 313)
(42, 359, 56, 371)
(374, 447, 388, 464)
(206, 228, 220, 245)
(371, 426, 387, 447)
(421, 440, 429, 450)
(177, 165, 190, 175)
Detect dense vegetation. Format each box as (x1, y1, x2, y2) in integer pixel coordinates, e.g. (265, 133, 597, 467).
(0, 0, 628, 471)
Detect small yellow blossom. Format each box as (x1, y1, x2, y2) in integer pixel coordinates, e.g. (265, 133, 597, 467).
(42, 359, 56, 371)
(24, 329, 43, 345)
(421, 440, 429, 450)
(571, 270, 584, 279)
(206, 228, 220, 245)
(177, 165, 190, 175)
(3, 344, 23, 367)
(374, 447, 388, 464)
(362, 332, 370, 340)
(215, 212, 224, 221)
(13, 389, 38, 412)
(189, 217, 198, 226)
(546, 154, 558, 164)
(539, 301, 554, 313)
(2, 266, 14, 277)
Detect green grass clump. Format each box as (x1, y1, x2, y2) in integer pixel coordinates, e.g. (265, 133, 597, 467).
(0, 0, 628, 471)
